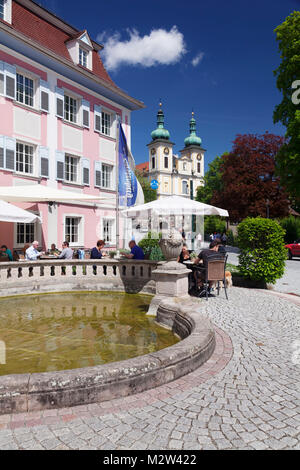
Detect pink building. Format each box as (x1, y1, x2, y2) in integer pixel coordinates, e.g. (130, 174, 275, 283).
(0, 0, 143, 252)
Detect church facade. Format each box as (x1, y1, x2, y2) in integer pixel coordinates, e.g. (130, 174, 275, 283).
(139, 104, 205, 199)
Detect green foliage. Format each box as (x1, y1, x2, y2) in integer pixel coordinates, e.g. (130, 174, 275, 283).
(196, 155, 224, 204)
(138, 232, 165, 260)
(237, 217, 287, 284)
(279, 216, 300, 243)
(135, 171, 157, 203)
(273, 12, 300, 204)
(204, 216, 226, 235)
(149, 246, 165, 261)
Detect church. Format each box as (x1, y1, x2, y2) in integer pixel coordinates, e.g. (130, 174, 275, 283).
(137, 103, 205, 199)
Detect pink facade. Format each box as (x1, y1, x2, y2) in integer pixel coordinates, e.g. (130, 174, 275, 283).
(0, 0, 143, 254)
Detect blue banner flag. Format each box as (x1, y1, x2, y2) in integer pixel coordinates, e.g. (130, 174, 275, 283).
(118, 122, 138, 207)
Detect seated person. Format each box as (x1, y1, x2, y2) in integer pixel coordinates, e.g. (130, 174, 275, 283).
(0, 245, 13, 261)
(58, 241, 73, 259)
(123, 240, 145, 260)
(193, 240, 223, 290)
(49, 243, 60, 256)
(215, 238, 226, 255)
(90, 240, 105, 259)
(177, 243, 191, 263)
(26, 241, 43, 260)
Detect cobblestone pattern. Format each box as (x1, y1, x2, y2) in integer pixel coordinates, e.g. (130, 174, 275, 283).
(0, 287, 300, 450)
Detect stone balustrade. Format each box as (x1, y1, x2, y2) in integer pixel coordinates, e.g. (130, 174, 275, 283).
(0, 259, 161, 297)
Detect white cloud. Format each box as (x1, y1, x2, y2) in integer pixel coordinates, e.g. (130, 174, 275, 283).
(98, 26, 186, 71)
(191, 52, 204, 67)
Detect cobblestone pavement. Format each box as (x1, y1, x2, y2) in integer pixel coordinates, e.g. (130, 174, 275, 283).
(0, 287, 300, 450)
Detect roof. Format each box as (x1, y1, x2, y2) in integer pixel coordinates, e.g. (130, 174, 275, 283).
(136, 162, 149, 173)
(9, 1, 120, 90)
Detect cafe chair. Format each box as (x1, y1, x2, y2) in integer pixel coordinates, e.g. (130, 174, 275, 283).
(195, 254, 228, 301)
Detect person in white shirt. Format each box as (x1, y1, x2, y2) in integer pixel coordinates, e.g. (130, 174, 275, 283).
(25, 241, 43, 260)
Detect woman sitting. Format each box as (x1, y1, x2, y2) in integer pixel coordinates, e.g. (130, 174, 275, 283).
(177, 243, 191, 263)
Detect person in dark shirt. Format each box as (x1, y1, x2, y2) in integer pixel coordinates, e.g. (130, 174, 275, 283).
(90, 240, 105, 259)
(215, 238, 226, 255)
(193, 240, 223, 289)
(177, 243, 191, 263)
(124, 240, 145, 260)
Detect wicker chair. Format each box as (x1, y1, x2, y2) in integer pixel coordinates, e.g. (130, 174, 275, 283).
(195, 254, 228, 301)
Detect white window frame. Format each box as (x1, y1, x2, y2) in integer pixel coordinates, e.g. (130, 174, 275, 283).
(101, 163, 114, 189)
(64, 154, 80, 184)
(102, 217, 115, 246)
(15, 140, 36, 176)
(0, 0, 11, 23)
(182, 180, 189, 195)
(64, 91, 80, 124)
(14, 214, 41, 248)
(64, 215, 84, 247)
(0, 0, 5, 20)
(79, 47, 88, 68)
(15, 67, 39, 109)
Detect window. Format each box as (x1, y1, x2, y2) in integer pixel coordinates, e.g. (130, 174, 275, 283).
(0, 1, 4, 20)
(152, 156, 155, 169)
(197, 162, 201, 173)
(17, 222, 35, 245)
(65, 155, 79, 183)
(65, 217, 81, 244)
(164, 156, 168, 169)
(79, 48, 88, 68)
(16, 73, 34, 107)
(182, 180, 189, 195)
(103, 219, 114, 244)
(64, 94, 77, 123)
(101, 111, 111, 136)
(16, 142, 34, 175)
(101, 163, 113, 188)
(183, 162, 187, 171)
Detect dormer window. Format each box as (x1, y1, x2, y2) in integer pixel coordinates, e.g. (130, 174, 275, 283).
(0, 0, 11, 23)
(66, 30, 93, 71)
(79, 48, 88, 68)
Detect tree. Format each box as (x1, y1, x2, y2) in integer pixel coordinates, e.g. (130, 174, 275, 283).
(211, 133, 290, 223)
(273, 11, 300, 208)
(196, 155, 224, 204)
(135, 170, 157, 203)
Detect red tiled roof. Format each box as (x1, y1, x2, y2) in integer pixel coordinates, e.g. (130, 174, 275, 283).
(11, 2, 118, 88)
(136, 162, 149, 173)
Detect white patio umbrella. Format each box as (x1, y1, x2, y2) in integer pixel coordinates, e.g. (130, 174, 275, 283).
(0, 200, 41, 223)
(122, 195, 229, 217)
(0, 185, 107, 203)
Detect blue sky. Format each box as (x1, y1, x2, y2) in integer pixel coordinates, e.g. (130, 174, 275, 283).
(39, 0, 299, 171)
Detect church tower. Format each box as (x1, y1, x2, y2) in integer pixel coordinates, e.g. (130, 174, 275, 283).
(147, 102, 175, 198)
(179, 112, 205, 198)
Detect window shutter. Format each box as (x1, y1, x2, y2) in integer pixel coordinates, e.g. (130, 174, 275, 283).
(5, 137, 16, 171)
(4, 63, 16, 100)
(55, 87, 64, 118)
(111, 113, 117, 139)
(0, 136, 4, 168)
(94, 161, 101, 188)
(39, 146, 49, 178)
(56, 150, 65, 180)
(82, 158, 90, 186)
(40, 80, 50, 113)
(82, 99, 90, 128)
(94, 104, 101, 132)
(0, 62, 4, 96)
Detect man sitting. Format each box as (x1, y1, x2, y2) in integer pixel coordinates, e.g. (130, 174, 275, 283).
(26, 241, 43, 260)
(124, 240, 145, 260)
(193, 240, 223, 292)
(58, 241, 73, 259)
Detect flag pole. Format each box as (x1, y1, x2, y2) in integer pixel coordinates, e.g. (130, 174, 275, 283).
(116, 117, 120, 251)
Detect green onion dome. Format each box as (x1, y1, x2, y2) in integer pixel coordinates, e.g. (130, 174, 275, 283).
(151, 102, 170, 141)
(184, 112, 202, 147)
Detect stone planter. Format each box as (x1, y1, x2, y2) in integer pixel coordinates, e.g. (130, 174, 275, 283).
(159, 231, 183, 261)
